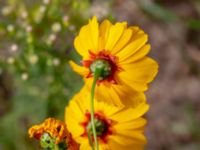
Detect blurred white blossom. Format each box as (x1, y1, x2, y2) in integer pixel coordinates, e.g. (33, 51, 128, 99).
(7, 57, 15, 64)
(21, 73, 29, 80)
(43, 0, 50, 5)
(62, 15, 69, 26)
(63, 15, 69, 22)
(7, 24, 14, 32)
(90, 2, 109, 19)
(1, 6, 12, 16)
(47, 34, 57, 45)
(52, 58, 60, 66)
(10, 44, 18, 52)
(51, 22, 62, 33)
(29, 55, 38, 64)
(21, 11, 28, 19)
(69, 25, 75, 31)
(39, 5, 46, 13)
(26, 25, 33, 32)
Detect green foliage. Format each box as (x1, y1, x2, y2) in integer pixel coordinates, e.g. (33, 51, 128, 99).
(140, 0, 200, 31)
(139, 1, 178, 22)
(0, 0, 91, 149)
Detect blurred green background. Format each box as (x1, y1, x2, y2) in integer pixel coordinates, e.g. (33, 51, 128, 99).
(0, 0, 200, 150)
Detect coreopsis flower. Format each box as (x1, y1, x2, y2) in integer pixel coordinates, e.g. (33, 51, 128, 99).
(69, 16, 158, 106)
(65, 90, 149, 150)
(28, 118, 79, 150)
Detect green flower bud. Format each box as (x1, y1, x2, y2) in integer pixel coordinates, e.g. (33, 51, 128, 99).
(90, 59, 112, 80)
(40, 133, 56, 149)
(86, 118, 106, 137)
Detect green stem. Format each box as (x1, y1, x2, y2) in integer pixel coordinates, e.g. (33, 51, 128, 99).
(88, 132, 94, 150)
(54, 145, 59, 150)
(90, 69, 101, 150)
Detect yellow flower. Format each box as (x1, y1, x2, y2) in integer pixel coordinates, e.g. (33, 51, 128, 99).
(69, 16, 158, 106)
(28, 118, 79, 150)
(65, 90, 149, 150)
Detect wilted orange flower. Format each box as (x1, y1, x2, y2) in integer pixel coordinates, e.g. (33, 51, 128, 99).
(28, 118, 79, 150)
(70, 16, 158, 106)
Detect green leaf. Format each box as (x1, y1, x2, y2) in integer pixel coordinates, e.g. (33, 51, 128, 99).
(140, 1, 178, 22)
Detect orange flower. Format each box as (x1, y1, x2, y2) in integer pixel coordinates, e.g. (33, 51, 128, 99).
(28, 118, 79, 150)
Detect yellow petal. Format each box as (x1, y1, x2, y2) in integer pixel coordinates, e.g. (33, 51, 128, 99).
(69, 61, 89, 77)
(99, 20, 112, 39)
(116, 33, 148, 62)
(126, 92, 146, 108)
(98, 19, 112, 50)
(65, 102, 85, 138)
(88, 16, 99, 51)
(79, 142, 92, 150)
(105, 22, 126, 51)
(130, 28, 145, 41)
(66, 100, 85, 121)
(110, 142, 144, 150)
(110, 103, 149, 122)
(99, 144, 110, 150)
(99, 20, 112, 35)
(111, 28, 133, 55)
(71, 87, 90, 112)
(119, 44, 151, 65)
(95, 84, 124, 107)
(111, 84, 146, 108)
(75, 16, 99, 58)
(94, 98, 121, 117)
(108, 137, 145, 150)
(114, 118, 147, 130)
(129, 26, 140, 32)
(118, 57, 158, 91)
(110, 133, 146, 145)
(74, 36, 88, 59)
(84, 78, 124, 107)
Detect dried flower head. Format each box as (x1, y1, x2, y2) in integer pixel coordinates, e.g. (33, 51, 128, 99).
(28, 118, 79, 150)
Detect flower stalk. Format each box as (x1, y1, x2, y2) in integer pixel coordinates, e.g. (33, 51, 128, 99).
(90, 67, 102, 150)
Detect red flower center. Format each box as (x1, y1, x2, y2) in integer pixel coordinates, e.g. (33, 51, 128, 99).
(80, 111, 113, 144)
(82, 50, 121, 84)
